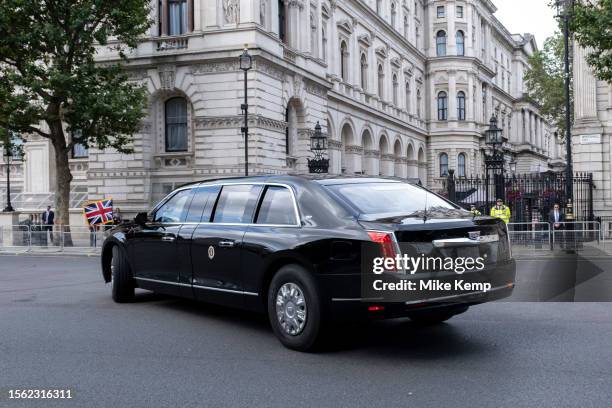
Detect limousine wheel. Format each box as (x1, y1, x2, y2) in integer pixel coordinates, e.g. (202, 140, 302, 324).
(408, 305, 469, 326)
(267, 265, 323, 351)
(111, 246, 134, 303)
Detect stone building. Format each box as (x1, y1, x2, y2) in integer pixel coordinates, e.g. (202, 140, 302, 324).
(572, 44, 612, 217)
(1, 0, 564, 216)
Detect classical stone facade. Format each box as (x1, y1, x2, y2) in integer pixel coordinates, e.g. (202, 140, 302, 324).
(572, 44, 612, 217)
(1, 0, 564, 214)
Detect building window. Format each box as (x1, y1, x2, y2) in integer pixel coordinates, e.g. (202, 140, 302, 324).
(340, 40, 348, 80)
(456, 30, 465, 56)
(377, 64, 384, 99)
(405, 82, 411, 112)
(439, 153, 448, 176)
(404, 15, 409, 39)
(360, 53, 368, 90)
(391, 2, 397, 28)
(457, 153, 466, 177)
(285, 106, 290, 155)
(278, 0, 286, 43)
(436, 30, 446, 56)
(437, 91, 448, 120)
(456, 5, 463, 18)
(376, 0, 382, 14)
(437, 6, 445, 18)
(321, 27, 327, 61)
(457, 91, 466, 120)
(310, 12, 318, 57)
(71, 130, 88, 158)
(165, 97, 188, 152)
(168, 0, 188, 35)
(416, 89, 422, 118)
(392, 74, 398, 106)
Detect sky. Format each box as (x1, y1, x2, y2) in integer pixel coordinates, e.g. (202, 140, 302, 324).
(493, 0, 559, 48)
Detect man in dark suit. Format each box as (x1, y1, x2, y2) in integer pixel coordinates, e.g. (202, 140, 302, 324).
(41, 205, 55, 244)
(548, 203, 564, 230)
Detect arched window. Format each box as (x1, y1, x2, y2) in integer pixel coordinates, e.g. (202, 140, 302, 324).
(404, 15, 409, 39)
(340, 40, 348, 80)
(436, 30, 446, 56)
(377, 64, 384, 99)
(457, 153, 466, 177)
(165, 97, 188, 152)
(310, 12, 318, 57)
(392, 74, 398, 106)
(457, 91, 466, 120)
(439, 153, 448, 176)
(416, 89, 422, 118)
(456, 30, 465, 56)
(360, 53, 368, 90)
(437, 91, 448, 121)
(405, 82, 411, 112)
(278, 0, 286, 43)
(391, 2, 397, 28)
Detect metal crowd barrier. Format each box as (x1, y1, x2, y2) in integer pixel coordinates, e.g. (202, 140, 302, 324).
(0, 224, 112, 254)
(552, 221, 603, 251)
(507, 222, 552, 250)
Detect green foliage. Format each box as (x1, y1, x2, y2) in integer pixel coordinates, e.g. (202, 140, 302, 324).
(571, 0, 612, 82)
(0, 0, 152, 153)
(523, 32, 568, 137)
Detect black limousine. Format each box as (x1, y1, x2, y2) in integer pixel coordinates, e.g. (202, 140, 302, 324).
(101, 175, 515, 351)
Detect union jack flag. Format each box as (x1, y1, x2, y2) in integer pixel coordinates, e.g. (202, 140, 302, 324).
(83, 198, 114, 226)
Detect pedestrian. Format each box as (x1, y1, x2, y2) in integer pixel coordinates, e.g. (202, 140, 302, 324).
(41, 205, 55, 244)
(548, 202, 564, 230)
(470, 205, 481, 216)
(490, 198, 511, 224)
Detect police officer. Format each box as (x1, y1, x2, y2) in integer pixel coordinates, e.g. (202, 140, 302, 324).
(490, 198, 511, 224)
(470, 205, 481, 216)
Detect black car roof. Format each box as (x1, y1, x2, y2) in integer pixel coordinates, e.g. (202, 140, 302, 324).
(184, 174, 420, 187)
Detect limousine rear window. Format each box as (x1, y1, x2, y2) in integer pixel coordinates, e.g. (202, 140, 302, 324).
(327, 182, 455, 217)
(255, 186, 297, 225)
(212, 185, 262, 224)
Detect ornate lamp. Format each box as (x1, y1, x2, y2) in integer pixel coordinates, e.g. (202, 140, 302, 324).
(307, 122, 329, 173)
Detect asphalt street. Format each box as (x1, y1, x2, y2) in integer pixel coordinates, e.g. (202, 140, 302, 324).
(1, 254, 611, 408)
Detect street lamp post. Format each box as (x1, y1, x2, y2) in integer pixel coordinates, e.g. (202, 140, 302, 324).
(239, 47, 253, 176)
(555, 0, 574, 204)
(2, 140, 14, 212)
(307, 122, 329, 173)
(484, 115, 504, 213)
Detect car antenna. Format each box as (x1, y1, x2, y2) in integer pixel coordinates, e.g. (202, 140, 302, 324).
(423, 188, 428, 223)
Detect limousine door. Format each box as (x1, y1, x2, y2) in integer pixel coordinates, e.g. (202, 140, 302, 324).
(131, 189, 193, 289)
(191, 184, 262, 305)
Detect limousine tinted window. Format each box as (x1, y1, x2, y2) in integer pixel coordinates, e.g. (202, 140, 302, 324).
(153, 189, 192, 223)
(255, 186, 297, 225)
(213, 184, 260, 224)
(328, 182, 455, 217)
(185, 186, 220, 223)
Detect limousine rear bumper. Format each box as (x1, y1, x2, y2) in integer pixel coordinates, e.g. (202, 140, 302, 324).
(320, 259, 516, 321)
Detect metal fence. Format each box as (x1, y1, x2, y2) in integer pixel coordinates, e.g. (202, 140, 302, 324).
(0, 224, 111, 254)
(443, 171, 595, 223)
(507, 221, 604, 252)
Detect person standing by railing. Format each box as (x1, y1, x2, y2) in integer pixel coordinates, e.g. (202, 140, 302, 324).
(490, 198, 511, 224)
(41, 205, 55, 245)
(548, 203, 565, 230)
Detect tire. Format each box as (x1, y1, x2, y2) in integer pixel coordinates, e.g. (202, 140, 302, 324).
(408, 305, 469, 326)
(267, 264, 324, 351)
(111, 245, 135, 303)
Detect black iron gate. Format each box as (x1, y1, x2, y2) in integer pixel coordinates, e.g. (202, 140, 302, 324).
(444, 171, 594, 223)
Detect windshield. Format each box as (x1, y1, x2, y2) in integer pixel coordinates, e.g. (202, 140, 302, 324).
(326, 182, 460, 219)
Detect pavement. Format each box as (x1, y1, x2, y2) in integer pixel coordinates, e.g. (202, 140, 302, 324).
(1, 255, 612, 408)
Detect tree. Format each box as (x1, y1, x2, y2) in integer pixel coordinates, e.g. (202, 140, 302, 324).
(570, 0, 612, 82)
(0, 0, 151, 237)
(523, 32, 570, 137)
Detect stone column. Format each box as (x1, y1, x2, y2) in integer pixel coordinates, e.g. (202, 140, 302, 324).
(574, 45, 598, 121)
(286, 0, 303, 50)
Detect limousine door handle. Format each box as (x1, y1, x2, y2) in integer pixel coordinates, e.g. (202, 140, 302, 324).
(161, 236, 176, 242)
(218, 240, 235, 248)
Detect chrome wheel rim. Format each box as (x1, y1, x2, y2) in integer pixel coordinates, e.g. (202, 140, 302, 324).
(275, 282, 307, 336)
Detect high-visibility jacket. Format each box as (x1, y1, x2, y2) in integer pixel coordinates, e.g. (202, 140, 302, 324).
(490, 205, 511, 224)
(471, 209, 481, 216)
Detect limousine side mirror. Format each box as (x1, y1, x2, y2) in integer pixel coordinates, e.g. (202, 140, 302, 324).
(134, 212, 149, 226)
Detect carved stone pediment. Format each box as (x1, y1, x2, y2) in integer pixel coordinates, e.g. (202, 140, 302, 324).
(391, 57, 401, 68)
(375, 46, 388, 59)
(337, 19, 354, 34)
(357, 33, 371, 47)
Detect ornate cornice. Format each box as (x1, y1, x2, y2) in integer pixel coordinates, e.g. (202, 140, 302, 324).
(194, 115, 286, 131)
